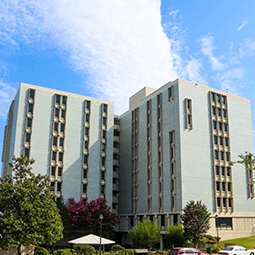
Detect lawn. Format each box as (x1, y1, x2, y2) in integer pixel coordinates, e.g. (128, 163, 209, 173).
(223, 236, 255, 249)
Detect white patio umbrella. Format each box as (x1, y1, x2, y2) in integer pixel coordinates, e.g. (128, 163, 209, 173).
(68, 234, 115, 245)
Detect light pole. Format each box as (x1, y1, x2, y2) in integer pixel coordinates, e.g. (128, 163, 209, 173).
(99, 214, 103, 255)
(215, 215, 219, 244)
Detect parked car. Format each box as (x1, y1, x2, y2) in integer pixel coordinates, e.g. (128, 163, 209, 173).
(218, 246, 255, 255)
(169, 248, 208, 255)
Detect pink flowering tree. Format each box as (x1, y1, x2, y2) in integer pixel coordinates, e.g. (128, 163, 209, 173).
(181, 200, 211, 248)
(67, 198, 121, 237)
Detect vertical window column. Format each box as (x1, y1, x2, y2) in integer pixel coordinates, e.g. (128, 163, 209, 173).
(100, 103, 108, 198)
(50, 94, 67, 197)
(247, 155, 254, 199)
(81, 100, 91, 199)
(169, 130, 176, 212)
(24, 89, 36, 158)
(147, 100, 152, 213)
(157, 94, 163, 213)
(185, 98, 193, 130)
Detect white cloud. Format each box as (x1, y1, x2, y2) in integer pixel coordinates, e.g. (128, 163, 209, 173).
(0, 81, 16, 118)
(237, 19, 248, 31)
(0, 0, 179, 114)
(199, 35, 225, 71)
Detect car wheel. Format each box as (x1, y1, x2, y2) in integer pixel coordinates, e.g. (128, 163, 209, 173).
(250, 253, 254, 255)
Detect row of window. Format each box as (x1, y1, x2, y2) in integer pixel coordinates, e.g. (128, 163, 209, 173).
(212, 107, 227, 118)
(55, 95, 67, 106)
(169, 131, 176, 211)
(212, 121, 228, 132)
(147, 100, 152, 213)
(211, 93, 226, 104)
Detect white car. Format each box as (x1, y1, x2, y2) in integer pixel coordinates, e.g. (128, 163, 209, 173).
(218, 246, 255, 255)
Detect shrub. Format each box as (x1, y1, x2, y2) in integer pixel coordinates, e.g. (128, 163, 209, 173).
(53, 249, 77, 255)
(165, 224, 187, 248)
(198, 237, 209, 245)
(35, 246, 49, 255)
(126, 249, 135, 255)
(73, 244, 96, 254)
(112, 244, 125, 251)
(212, 243, 224, 253)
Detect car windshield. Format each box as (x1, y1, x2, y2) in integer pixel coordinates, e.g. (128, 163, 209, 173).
(224, 247, 234, 251)
(169, 250, 178, 255)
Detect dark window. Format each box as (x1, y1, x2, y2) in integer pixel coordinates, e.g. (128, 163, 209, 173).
(113, 166, 119, 172)
(187, 100, 191, 109)
(217, 94, 220, 103)
(217, 198, 221, 207)
(28, 104, 33, 114)
(212, 107, 216, 115)
(223, 198, 226, 207)
(211, 93, 215, 101)
(222, 96, 226, 104)
(83, 169, 87, 178)
(102, 130, 106, 139)
(218, 108, 221, 117)
(60, 138, 64, 147)
(59, 153, 63, 161)
(62, 96, 67, 105)
(222, 182, 225, 191)
(103, 104, 107, 113)
(228, 198, 232, 207)
(53, 137, 57, 146)
(51, 167, 56, 176)
(55, 109, 59, 118)
(85, 128, 89, 136)
(58, 167, 62, 177)
(101, 185, 105, 194)
(103, 117, 107, 126)
(84, 155, 88, 164)
(86, 101, 90, 110)
(225, 138, 228, 147)
(61, 110, 65, 119)
(227, 167, 230, 176)
(25, 149, 29, 158)
(223, 110, 226, 118)
(83, 184, 87, 194)
(188, 115, 191, 124)
(102, 157, 105, 166)
(215, 151, 218, 160)
(52, 152, 56, 161)
(26, 133, 31, 143)
(214, 136, 217, 144)
(226, 152, 229, 161)
(219, 137, 223, 145)
(161, 215, 165, 226)
(29, 90, 35, 99)
(224, 123, 228, 132)
(113, 141, 119, 148)
(213, 121, 216, 130)
(60, 124, 65, 132)
(216, 182, 220, 191)
(114, 130, 120, 136)
(228, 183, 231, 191)
(101, 171, 105, 180)
(215, 166, 219, 175)
(50, 182, 55, 190)
(114, 118, 120, 125)
(56, 95, 60, 104)
(57, 182, 62, 192)
(221, 167, 225, 175)
(84, 141, 88, 150)
(54, 123, 58, 132)
(85, 114, 89, 122)
(220, 151, 224, 160)
(219, 122, 222, 131)
(113, 153, 119, 160)
(102, 143, 106, 152)
(27, 118, 32, 128)
(216, 217, 233, 228)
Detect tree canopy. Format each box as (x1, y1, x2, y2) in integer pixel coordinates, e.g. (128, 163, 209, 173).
(165, 224, 187, 248)
(67, 197, 121, 237)
(0, 156, 63, 253)
(127, 219, 160, 248)
(181, 200, 211, 248)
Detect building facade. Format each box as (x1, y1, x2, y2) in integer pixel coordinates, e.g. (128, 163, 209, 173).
(2, 78, 255, 241)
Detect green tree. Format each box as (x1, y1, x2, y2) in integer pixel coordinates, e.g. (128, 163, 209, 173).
(230, 152, 255, 183)
(165, 224, 187, 248)
(0, 156, 63, 254)
(127, 219, 160, 248)
(181, 200, 211, 248)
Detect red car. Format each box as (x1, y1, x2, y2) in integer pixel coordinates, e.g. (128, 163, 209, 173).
(169, 248, 208, 255)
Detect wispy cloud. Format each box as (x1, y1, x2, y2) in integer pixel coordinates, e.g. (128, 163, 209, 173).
(0, 0, 180, 114)
(237, 19, 248, 31)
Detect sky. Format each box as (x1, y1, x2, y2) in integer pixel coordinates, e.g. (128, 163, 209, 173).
(1, 0, 255, 174)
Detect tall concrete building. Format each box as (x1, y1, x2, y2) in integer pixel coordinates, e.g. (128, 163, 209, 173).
(1, 78, 255, 241)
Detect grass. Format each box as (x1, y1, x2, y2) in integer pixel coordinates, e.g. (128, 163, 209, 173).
(223, 236, 255, 249)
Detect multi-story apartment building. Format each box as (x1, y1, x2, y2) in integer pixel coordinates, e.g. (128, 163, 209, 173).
(1, 78, 255, 241)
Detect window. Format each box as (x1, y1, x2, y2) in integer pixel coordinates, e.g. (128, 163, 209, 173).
(216, 182, 220, 191)
(214, 136, 217, 144)
(102, 157, 106, 166)
(59, 153, 63, 162)
(168, 86, 174, 101)
(224, 123, 228, 132)
(57, 182, 62, 192)
(227, 167, 230, 176)
(188, 115, 191, 125)
(113, 141, 119, 148)
(103, 117, 107, 126)
(223, 198, 226, 207)
(218, 108, 221, 117)
(84, 141, 88, 150)
(28, 104, 33, 114)
(55, 109, 59, 118)
(60, 124, 65, 132)
(114, 130, 120, 136)
(85, 128, 89, 136)
(101, 171, 105, 180)
(221, 167, 225, 175)
(213, 121, 216, 130)
(102, 130, 106, 139)
(56, 95, 60, 104)
(217, 94, 220, 103)
(83, 184, 87, 194)
(50, 182, 55, 190)
(83, 169, 87, 178)
(212, 107, 216, 115)
(218, 122, 222, 131)
(53, 137, 57, 146)
(220, 151, 224, 161)
(58, 167, 62, 177)
(52, 152, 56, 161)
(27, 118, 32, 128)
(215, 166, 219, 175)
(223, 110, 226, 118)
(59, 138, 64, 147)
(228, 198, 232, 207)
(217, 197, 221, 207)
(102, 143, 106, 152)
(215, 151, 218, 160)
(54, 123, 58, 132)
(29, 89, 35, 99)
(226, 152, 229, 161)
(51, 167, 56, 176)
(85, 114, 89, 122)
(113, 153, 119, 160)
(103, 104, 107, 113)
(225, 138, 228, 146)
(211, 93, 215, 101)
(62, 96, 67, 105)
(26, 133, 31, 143)
(222, 96, 226, 104)
(61, 110, 65, 119)
(219, 137, 223, 145)
(84, 155, 88, 164)
(222, 182, 226, 191)
(114, 118, 120, 125)
(228, 183, 231, 191)
(101, 185, 105, 194)
(86, 101, 91, 110)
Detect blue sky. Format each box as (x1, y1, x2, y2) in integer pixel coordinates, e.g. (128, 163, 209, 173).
(1, 0, 255, 174)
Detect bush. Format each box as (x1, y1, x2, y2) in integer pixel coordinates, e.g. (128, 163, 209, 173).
(73, 244, 96, 254)
(53, 249, 77, 255)
(165, 225, 187, 248)
(198, 237, 209, 245)
(112, 244, 125, 251)
(35, 246, 49, 255)
(212, 243, 224, 253)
